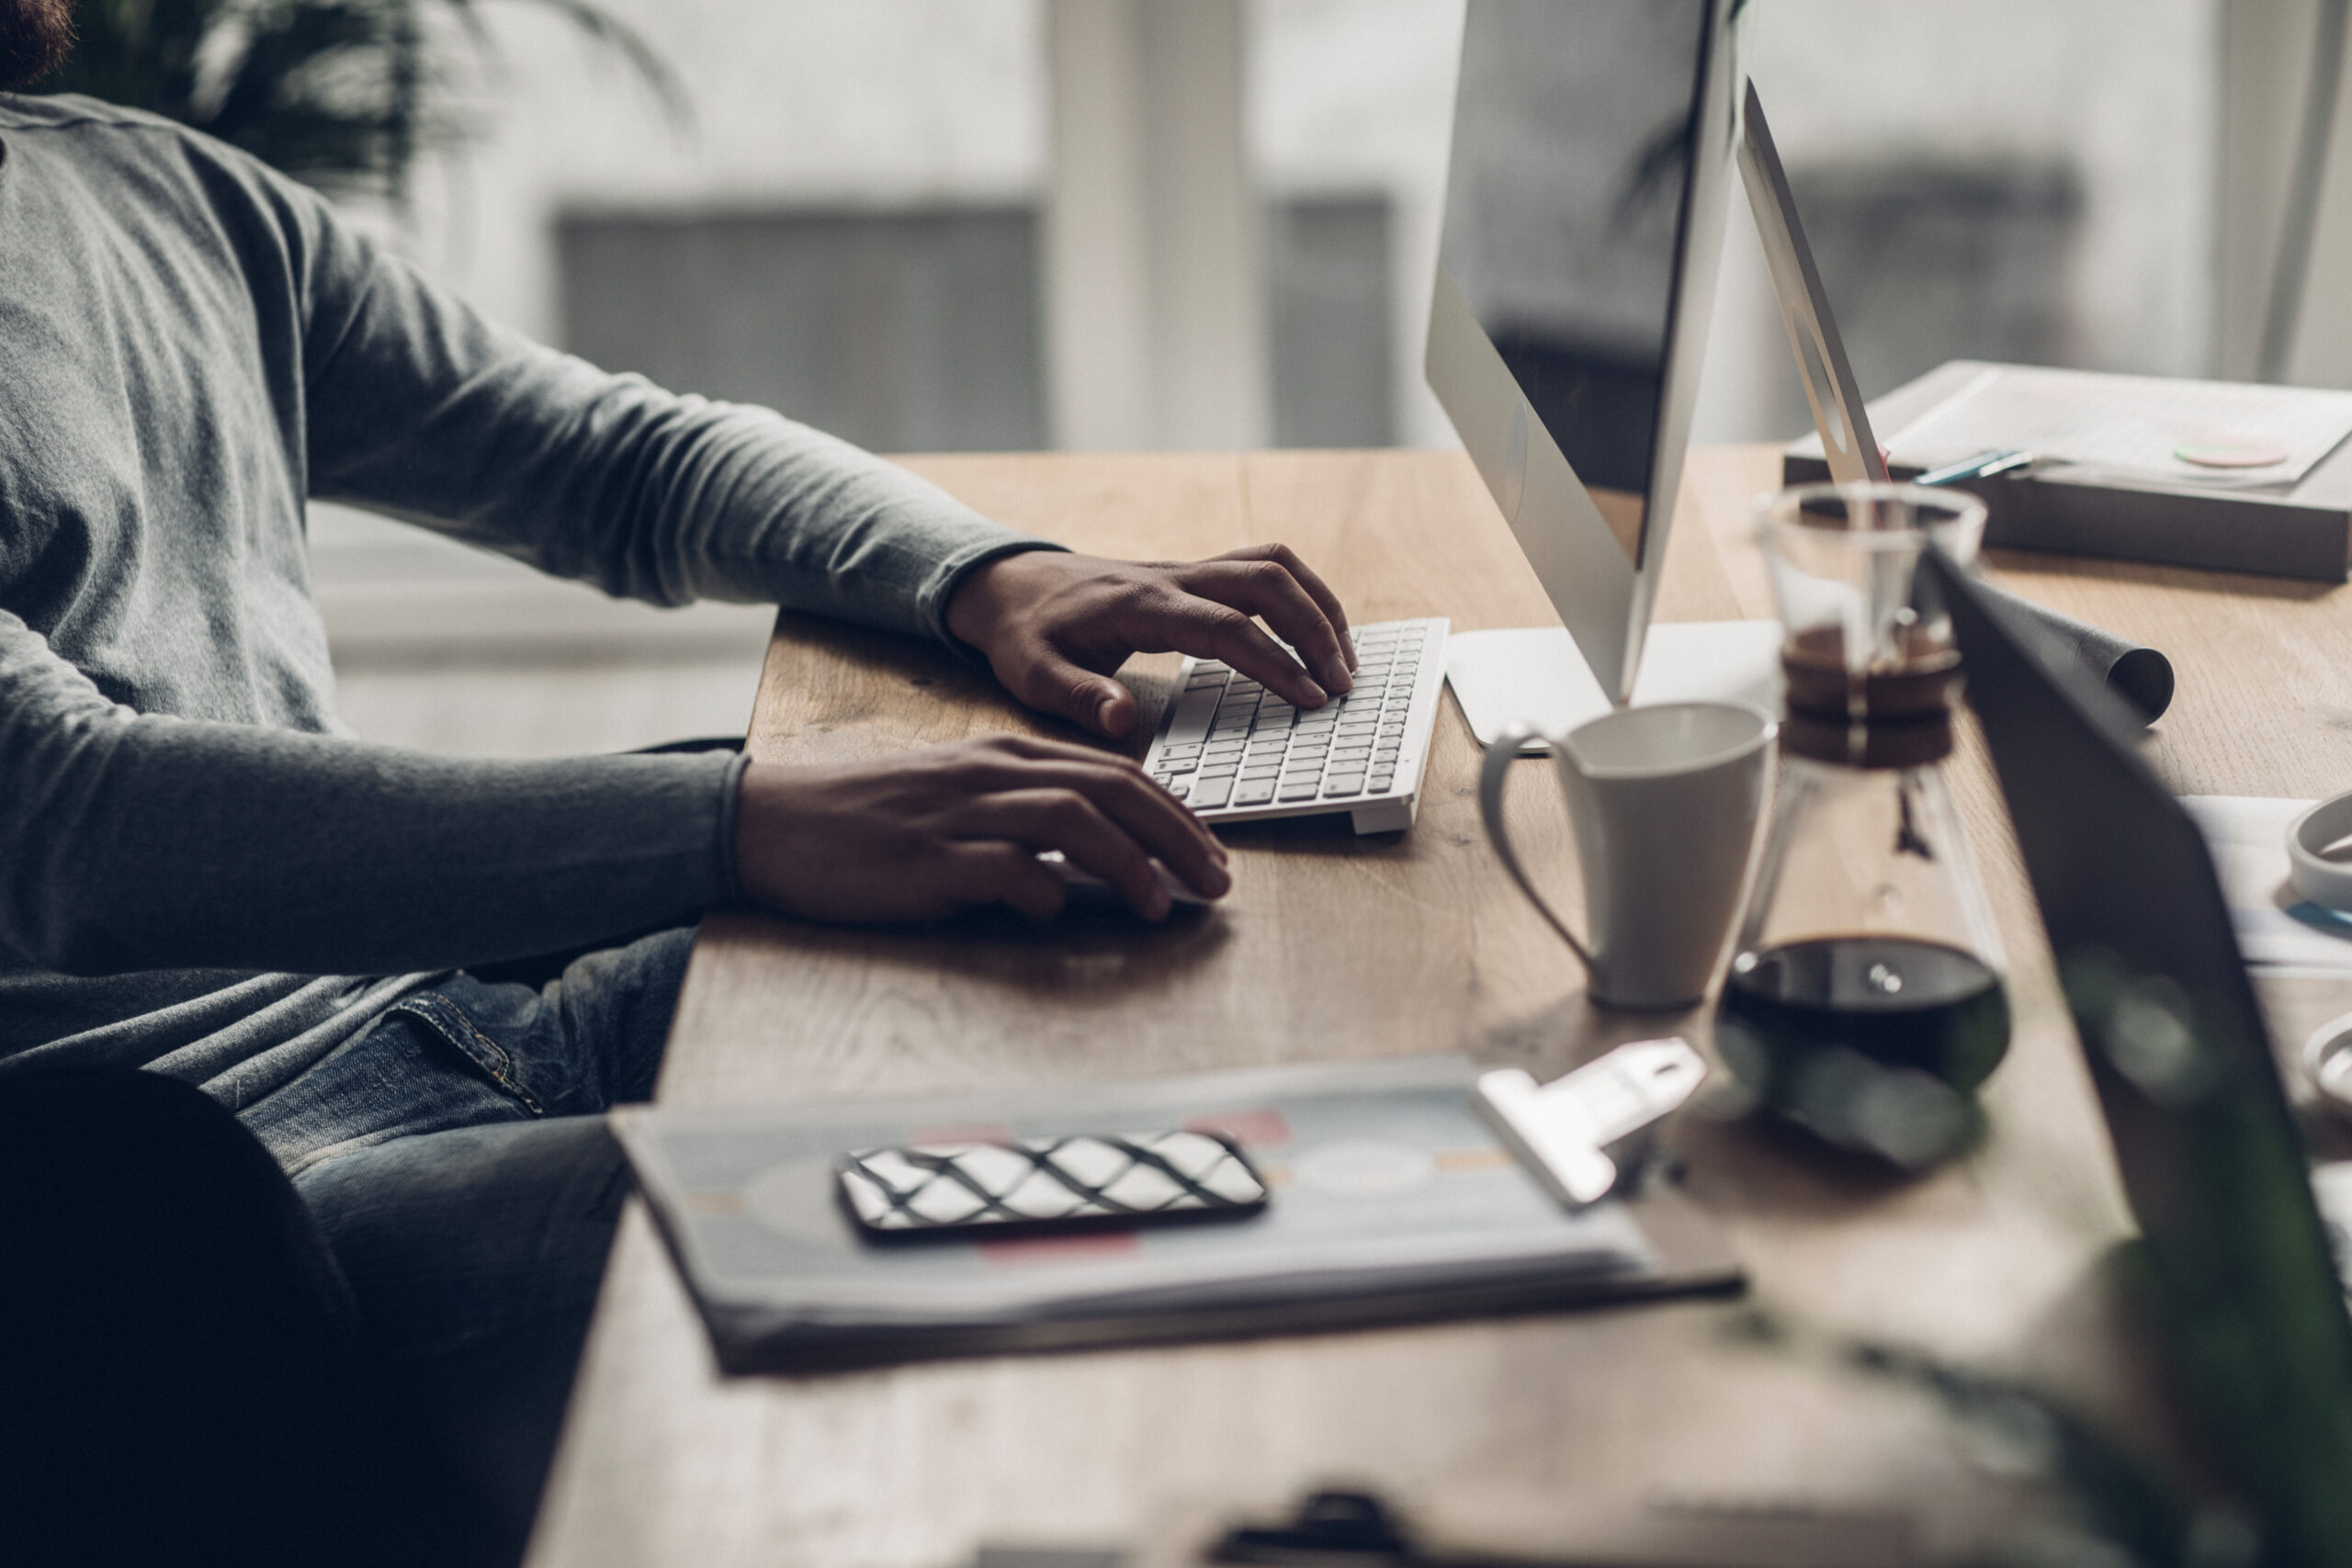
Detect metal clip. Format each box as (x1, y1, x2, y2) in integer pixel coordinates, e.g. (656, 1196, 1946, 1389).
(1476, 1037, 1708, 1206)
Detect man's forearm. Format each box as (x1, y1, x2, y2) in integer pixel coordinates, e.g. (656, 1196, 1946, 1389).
(0, 654, 740, 977)
(290, 188, 1058, 645)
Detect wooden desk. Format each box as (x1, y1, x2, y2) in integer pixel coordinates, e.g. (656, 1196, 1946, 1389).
(526, 446, 2352, 1567)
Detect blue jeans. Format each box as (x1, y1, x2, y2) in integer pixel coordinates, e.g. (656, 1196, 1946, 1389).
(237, 925, 695, 1561)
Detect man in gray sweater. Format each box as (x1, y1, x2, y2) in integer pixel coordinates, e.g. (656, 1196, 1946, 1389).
(0, 2, 1358, 1547)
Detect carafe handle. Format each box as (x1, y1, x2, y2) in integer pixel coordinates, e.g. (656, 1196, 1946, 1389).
(1478, 724, 1597, 976)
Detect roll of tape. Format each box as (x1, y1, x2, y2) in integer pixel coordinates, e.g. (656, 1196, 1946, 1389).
(2288, 793, 2352, 911)
(2304, 1012, 2352, 1119)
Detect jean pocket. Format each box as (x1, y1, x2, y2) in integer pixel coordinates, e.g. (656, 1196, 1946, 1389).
(388, 990, 551, 1119)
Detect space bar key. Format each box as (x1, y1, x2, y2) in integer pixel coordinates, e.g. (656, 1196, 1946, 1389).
(1161, 687, 1223, 746)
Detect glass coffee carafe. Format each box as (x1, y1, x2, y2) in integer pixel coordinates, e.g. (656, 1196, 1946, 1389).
(1715, 484, 2011, 1168)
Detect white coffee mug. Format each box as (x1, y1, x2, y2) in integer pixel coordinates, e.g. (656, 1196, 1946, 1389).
(1478, 701, 1775, 1010)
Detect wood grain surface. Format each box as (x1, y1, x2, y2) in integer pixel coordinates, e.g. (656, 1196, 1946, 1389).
(526, 446, 2352, 1568)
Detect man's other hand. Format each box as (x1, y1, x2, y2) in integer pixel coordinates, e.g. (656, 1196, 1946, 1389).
(733, 736, 1232, 923)
(944, 546, 1358, 739)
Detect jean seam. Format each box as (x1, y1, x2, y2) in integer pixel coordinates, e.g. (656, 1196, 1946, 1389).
(388, 993, 550, 1119)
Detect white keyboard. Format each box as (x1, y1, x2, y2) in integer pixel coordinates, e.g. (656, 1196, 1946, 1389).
(1141, 617, 1450, 835)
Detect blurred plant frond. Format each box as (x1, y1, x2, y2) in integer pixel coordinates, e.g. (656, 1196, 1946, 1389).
(36, 0, 687, 199)
(1723, 1305, 2256, 1568)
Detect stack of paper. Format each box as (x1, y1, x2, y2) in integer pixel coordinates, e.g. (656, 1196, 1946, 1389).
(1884, 367, 2352, 491)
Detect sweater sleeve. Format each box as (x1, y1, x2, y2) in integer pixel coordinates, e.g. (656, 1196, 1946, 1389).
(0, 609, 744, 977)
(286, 181, 1059, 646)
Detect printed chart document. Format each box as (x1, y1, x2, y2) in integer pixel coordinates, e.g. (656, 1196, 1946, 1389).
(616, 1055, 1736, 1372)
(1883, 367, 2352, 491)
(2184, 795, 2352, 970)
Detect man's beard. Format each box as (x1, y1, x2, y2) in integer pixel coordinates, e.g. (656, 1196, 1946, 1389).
(0, 0, 74, 92)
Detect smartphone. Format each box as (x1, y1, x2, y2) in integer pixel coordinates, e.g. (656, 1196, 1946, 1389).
(836, 1129, 1269, 1240)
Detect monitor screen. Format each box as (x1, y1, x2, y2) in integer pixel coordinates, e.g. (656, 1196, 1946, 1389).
(1437, 0, 1715, 567)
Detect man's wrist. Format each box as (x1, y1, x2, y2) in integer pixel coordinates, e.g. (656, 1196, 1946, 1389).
(943, 546, 1056, 660)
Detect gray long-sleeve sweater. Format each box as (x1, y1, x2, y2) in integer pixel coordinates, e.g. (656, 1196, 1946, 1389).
(0, 95, 1048, 1103)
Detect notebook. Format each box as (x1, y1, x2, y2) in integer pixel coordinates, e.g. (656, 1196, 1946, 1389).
(615, 1054, 1739, 1373)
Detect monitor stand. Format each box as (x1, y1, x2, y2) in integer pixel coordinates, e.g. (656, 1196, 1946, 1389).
(1444, 621, 1784, 751)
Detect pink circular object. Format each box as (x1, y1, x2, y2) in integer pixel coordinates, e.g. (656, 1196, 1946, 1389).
(2176, 440, 2290, 468)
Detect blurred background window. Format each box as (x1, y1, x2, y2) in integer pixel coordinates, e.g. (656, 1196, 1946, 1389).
(559, 207, 1050, 454)
(39, 0, 2352, 752)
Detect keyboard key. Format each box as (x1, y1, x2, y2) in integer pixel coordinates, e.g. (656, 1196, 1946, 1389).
(1232, 780, 1277, 806)
(1193, 777, 1235, 809)
(1278, 783, 1319, 802)
(1163, 687, 1221, 745)
(1160, 756, 1199, 774)
(1322, 774, 1366, 797)
(1369, 774, 1396, 792)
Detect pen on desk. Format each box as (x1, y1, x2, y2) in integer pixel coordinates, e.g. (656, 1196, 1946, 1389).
(1913, 448, 2035, 488)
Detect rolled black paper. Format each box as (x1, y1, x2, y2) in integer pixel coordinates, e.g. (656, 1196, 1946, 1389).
(1974, 581, 2175, 724)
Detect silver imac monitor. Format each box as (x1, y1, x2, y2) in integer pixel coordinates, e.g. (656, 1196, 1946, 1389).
(1426, 0, 1754, 728)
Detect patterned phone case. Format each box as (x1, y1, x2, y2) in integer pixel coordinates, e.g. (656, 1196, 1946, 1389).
(836, 1130, 1269, 1237)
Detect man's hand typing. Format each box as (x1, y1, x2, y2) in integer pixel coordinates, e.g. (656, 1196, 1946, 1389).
(944, 544, 1359, 739)
(733, 735, 1232, 923)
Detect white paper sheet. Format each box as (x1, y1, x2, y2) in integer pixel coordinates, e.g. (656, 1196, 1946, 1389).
(2182, 795, 2352, 970)
(1883, 367, 2352, 491)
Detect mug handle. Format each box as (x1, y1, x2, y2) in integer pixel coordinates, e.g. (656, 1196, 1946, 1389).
(1477, 723, 1597, 976)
